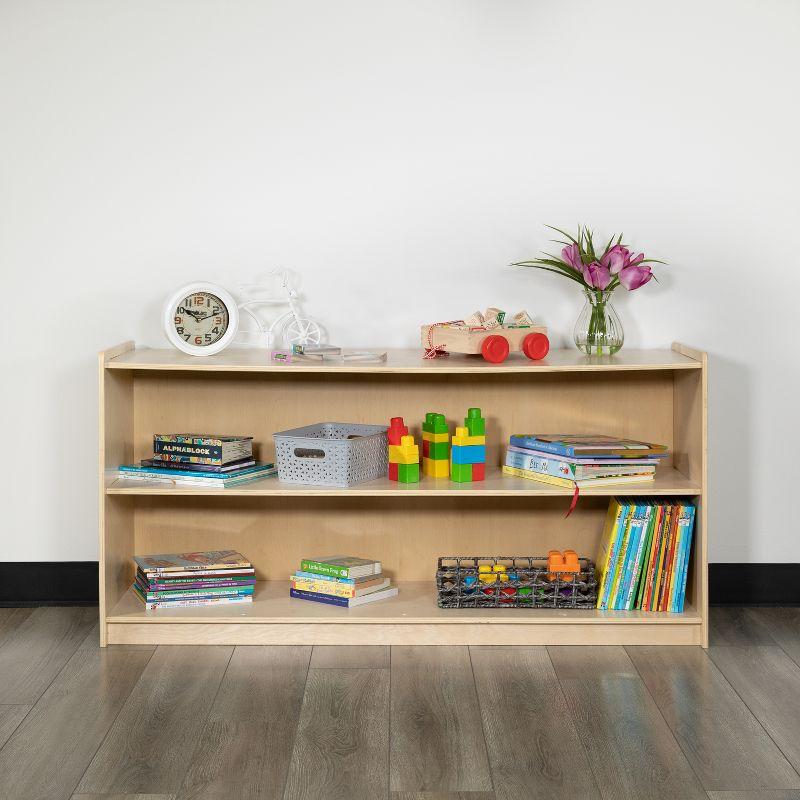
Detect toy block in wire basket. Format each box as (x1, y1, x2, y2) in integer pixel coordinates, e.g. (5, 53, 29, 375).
(436, 555, 598, 609)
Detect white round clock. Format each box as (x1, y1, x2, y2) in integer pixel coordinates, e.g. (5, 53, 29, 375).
(163, 282, 239, 356)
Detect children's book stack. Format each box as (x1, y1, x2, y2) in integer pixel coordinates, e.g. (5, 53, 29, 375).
(289, 556, 398, 607)
(502, 434, 667, 489)
(596, 499, 696, 612)
(118, 433, 276, 487)
(133, 550, 256, 609)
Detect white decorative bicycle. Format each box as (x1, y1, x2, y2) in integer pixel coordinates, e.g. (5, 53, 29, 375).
(237, 271, 324, 349)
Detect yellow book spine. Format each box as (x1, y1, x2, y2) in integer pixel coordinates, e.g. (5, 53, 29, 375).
(290, 577, 355, 598)
(608, 513, 632, 609)
(595, 499, 624, 609)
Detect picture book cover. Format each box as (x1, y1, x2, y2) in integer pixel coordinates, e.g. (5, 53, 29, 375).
(300, 556, 382, 579)
(153, 434, 254, 445)
(510, 434, 668, 458)
(134, 550, 252, 573)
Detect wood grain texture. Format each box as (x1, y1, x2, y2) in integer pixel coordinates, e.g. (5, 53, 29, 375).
(0, 606, 97, 704)
(77, 646, 233, 795)
(0, 647, 152, 800)
(283, 667, 390, 800)
(390, 646, 491, 793)
(742, 608, 800, 667)
(391, 793, 495, 799)
(310, 645, 390, 668)
(549, 646, 707, 800)
(0, 607, 33, 646)
(710, 607, 777, 646)
(627, 646, 800, 790)
(0, 704, 30, 749)
(708, 647, 800, 773)
(707, 793, 800, 800)
(72, 795, 175, 799)
(175, 645, 311, 800)
(470, 646, 600, 800)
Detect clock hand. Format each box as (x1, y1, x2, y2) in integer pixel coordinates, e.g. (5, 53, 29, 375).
(183, 308, 201, 319)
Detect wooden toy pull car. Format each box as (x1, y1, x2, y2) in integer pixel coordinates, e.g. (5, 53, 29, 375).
(421, 322, 550, 363)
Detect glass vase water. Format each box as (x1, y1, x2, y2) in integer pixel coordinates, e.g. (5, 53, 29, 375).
(574, 289, 624, 355)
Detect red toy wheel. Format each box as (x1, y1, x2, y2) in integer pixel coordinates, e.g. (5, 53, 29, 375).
(481, 334, 510, 363)
(522, 332, 549, 361)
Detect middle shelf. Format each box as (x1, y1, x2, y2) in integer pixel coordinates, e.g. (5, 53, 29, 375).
(105, 465, 700, 497)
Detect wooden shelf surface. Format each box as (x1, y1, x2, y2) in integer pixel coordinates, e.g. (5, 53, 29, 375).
(105, 466, 700, 497)
(104, 346, 702, 374)
(107, 581, 700, 626)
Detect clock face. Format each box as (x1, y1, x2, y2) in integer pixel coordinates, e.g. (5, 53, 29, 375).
(172, 291, 229, 348)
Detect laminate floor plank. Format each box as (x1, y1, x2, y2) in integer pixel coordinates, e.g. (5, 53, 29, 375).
(0, 647, 152, 800)
(283, 667, 390, 800)
(391, 793, 496, 799)
(708, 646, 800, 774)
(470, 646, 599, 800)
(742, 609, 800, 667)
(310, 645, 390, 668)
(79, 622, 156, 652)
(390, 646, 491, 793)
(176, 645, 311, 800)
(707, 793, 800, 799)
(0, 607, 34, 646)
(72, 795, 176, 799)
(627, 646, 800, 791)
(549, 646, 707, 800)
(76, 645, 233, 796)
(0, 704, 31, 749)
(0, 606, 97, 704)
(710, 607, 777, 646)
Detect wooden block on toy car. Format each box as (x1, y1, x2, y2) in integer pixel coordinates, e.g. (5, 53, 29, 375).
(421, 323, 548, 359)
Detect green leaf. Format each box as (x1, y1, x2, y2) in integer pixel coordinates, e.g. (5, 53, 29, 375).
(545, 225, 580, 247)
(511, 262, 586, 285)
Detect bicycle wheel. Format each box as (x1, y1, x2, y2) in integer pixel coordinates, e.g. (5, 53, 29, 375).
(284, 318, 322, 347)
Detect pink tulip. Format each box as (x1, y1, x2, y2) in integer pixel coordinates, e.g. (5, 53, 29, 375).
(561, 243, 583, 272)
(619, 263, 653, 290)
(583, 261, 612, 290)
(602, 244, 630, 275)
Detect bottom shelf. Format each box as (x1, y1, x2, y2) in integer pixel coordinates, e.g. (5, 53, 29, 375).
(106, 582, 704, 646)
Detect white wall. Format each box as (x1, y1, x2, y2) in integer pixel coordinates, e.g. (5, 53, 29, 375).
(1, 0, 798, 562)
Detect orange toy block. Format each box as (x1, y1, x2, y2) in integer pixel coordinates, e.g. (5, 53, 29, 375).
(547, 549, 580, 582)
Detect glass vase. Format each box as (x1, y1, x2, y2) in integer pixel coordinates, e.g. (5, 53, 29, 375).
(574, 289, 624, 355)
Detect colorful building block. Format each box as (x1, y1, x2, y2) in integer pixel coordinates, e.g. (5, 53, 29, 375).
(547, 549, 580, 581)
(423, 412, 449, 434)
(388, 462, 399, 481)
(388, 416, 409, 445)
(398, 462, 419, 483)
(450, 462, 473, 482)
(423, 457, 450, 478)
(451, 426, 486, 447)
(422, 431, 449, 443)
(471, 462, 485, 481)
(451, 444, 486, 464)
(389, 435, 419, 464)
(465, 407, 486, 437)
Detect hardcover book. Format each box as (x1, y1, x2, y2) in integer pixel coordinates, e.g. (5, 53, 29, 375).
(134, 550, 251, 573)
(509, 434, 668, 459)
(299, 556, 382, 579)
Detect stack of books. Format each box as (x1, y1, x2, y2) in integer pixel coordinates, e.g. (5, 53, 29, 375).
(289, 556, 398, 608)
(133, 550, 256, 609)
(596, 499, 696, 612)
(502, 434, 667, 490)
(118, 433, 277, 487)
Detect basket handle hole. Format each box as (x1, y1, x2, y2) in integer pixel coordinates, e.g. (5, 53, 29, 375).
(293, 447, 326, 459)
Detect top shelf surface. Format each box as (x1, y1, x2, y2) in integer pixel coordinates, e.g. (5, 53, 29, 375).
(104, 345, 703, 374)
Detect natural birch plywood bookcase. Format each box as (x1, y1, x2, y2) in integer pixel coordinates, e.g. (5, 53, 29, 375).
(99, 342, 708, 647)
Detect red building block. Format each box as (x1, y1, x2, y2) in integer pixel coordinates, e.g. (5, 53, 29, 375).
(422, 439, 430, 458)
(388, 462, 399, 481)
(472, 462, 485, 481)
(388, 417, 409, 445)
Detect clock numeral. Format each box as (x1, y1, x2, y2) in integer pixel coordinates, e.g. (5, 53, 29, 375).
(183, 334, 191, 341)
(176, 326, 184, 334)
(194, 336, 203, 345)
(211, 326, 220, 335)
(174, 316, 182, 324)
(204, 333, 212, 342)
(215, 316, 222, 324)
(212, 306, 220, 314)
(177, 306, 186, 314)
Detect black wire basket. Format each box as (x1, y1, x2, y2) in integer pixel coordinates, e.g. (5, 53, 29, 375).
(436, 555, 598, 609)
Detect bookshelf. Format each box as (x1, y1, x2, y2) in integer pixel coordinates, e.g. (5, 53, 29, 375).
(99, 342, 708, 647)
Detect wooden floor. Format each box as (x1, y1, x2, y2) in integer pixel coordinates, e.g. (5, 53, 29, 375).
(1, 607, 800, 799)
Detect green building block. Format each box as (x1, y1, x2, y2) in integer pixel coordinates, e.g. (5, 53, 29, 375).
(465, 407, 485, 437)
(428, 441, 449, 459)
(431, 413, 448, 433)
(450, 462, 473, 482)
(422, 412, 436, 433)
(398, 462, 419, 483)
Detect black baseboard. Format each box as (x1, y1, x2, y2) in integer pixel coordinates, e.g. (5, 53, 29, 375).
(709, 563, 800, 606)
(1, 561, 798, 607)
(0, 562, 98, 606)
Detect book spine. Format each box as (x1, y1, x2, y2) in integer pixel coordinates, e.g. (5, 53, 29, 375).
(666, 511, 685, 612)
(509, 437, 572, 456)
(291, 577, 356, 598)
(615, 505, 642, 610)
(505, 450, 577, 479)
(289, 588, 349, 607)
(293, 570, 357, 585)
(676, 506, 696, 612)
(597, 501, 628, 610)
(140, 594, 253, 609)
(625, 505, 653, 610)
(501, 465, 574, 487)
(140, 586, 255, 601)
(142, 562, 252, 574)
(671, 505, 692, 612)
(608, 507, 633, 609)
(141, 567, 254, 578)
(154, 441, 225, 459)
(642, 505, 665, 611)
(299, 560, 351, 578)
(633, 505, 657, 610)
(653, 506, 675, 611)
(145, 579, 256, 591)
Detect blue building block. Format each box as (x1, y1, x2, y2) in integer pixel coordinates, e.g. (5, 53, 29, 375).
(450, 444, 486, 465)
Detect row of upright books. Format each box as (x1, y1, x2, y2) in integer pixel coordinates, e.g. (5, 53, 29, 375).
(134, 550, 255, 609)
(502, 434, 667, 489)
(289, 555, 398, 607)
(596, 498, 696, 612)
(118, 433, 276, 487)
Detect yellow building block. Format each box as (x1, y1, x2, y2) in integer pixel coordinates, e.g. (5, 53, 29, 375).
(452, 429, 486, 446)
(423, 457, 449, 478)
(389, 443, 419, 464)
(422, 431, 449, 443)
